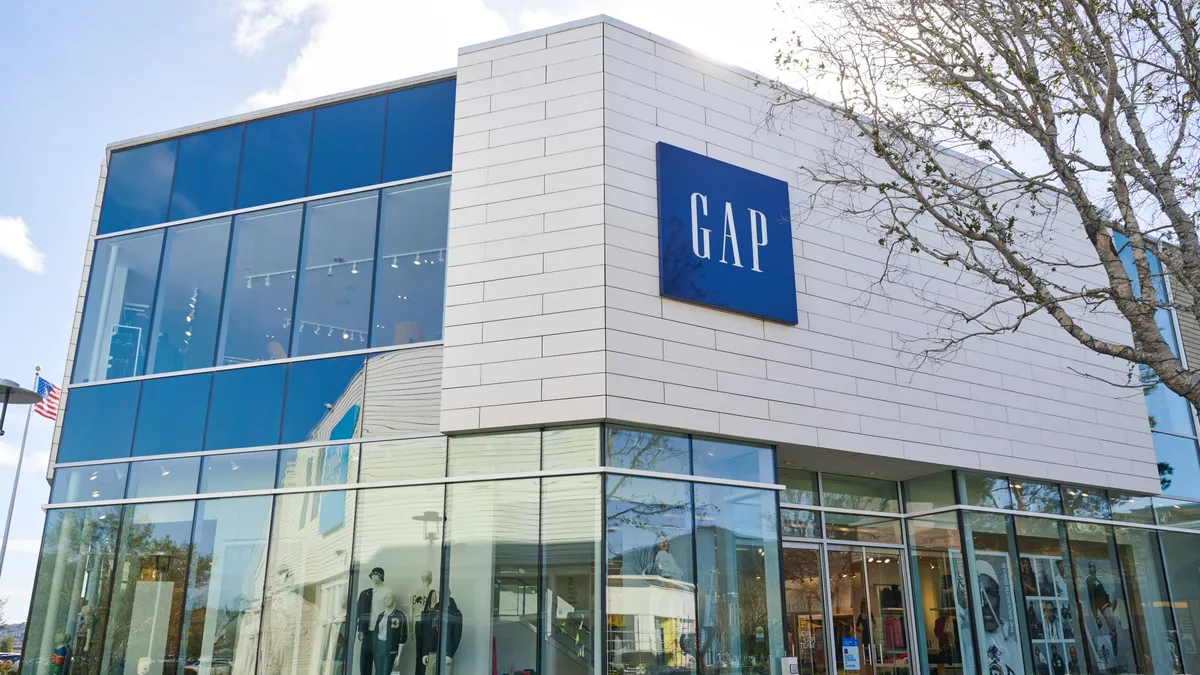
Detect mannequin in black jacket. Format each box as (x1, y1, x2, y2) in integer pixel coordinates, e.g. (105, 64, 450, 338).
(357, 567, 391, 675)
(371, 590, 408, 675)
(421, 596, 462, 674)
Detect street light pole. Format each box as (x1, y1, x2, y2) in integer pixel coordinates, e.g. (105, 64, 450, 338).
(0, 369, 43, 581)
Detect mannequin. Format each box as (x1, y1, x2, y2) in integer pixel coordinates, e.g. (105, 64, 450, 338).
(373, 590, 408, 675)
(413, 571, 437, 675)
(358, 567, 393, 675)
(49, 632, 72, 675)
(421, 593, 462, 675)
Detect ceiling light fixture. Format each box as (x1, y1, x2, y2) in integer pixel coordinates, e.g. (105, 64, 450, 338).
(391, 256, 398, 268)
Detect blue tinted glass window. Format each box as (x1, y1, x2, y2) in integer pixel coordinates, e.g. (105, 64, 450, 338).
(147, 218, 232, 374)
(1154, 431, 1200, 499)
(58, 382, 140, 463)
(217, 205, 303, 365)
(132, 373, 211, 456)
(372, 178, 448, 346)
(50, 464, 129, 503)
(99, 140, 177, 234)
(199, 451, 278, 493)
(692, 436, 774, 483)
(277, 444, 358, 487)
(126, 457, 200, 498)
(236, 110, 312, 209)
(168, 125, 243, 220)
(291, 193, 378, 357)
(73, 230, 164, 383)
(205, 364, 286, 450)
(307, 95, 385, 195)
(281, 355, 366, 443)
(382, 80, 455, 182)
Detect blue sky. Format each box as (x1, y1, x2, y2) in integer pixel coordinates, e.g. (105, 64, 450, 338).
(0, 0, 784, 622)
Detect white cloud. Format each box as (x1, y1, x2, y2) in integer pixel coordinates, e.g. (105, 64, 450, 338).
(0, 442, 50, 474)
(0, 216, 45, 274)
(233, 0, 804, 111)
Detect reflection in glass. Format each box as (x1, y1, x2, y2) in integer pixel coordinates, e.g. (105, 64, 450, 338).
(1011, 480, 1063, 515)
(828, 548, 911, 674)
(236, 110, 313, 210)
(1109, 493, 1156, 525)
(781, 509, 822, 539)
(259, 490, 356, 675)
(57, 382, 141, 463)
(542, 476, 602, 675)
(147, 218, 231, 374)
(1154, 431, 1200, 499)
(307, 95, 386, 196)
(694, 484, 785, 672)
(168, 125, 243, 221)
(962, 513, 1026, 675)
(277, 445, 360, 488)
(179, 497, 272, 675)
(100, 140, 177, 234)
(292, 193, 379, 357)
(1112, 527, 1180, 674)
(1013, 518, 1086, 675)
(903, 472, 955, 512)
(542, 425, 601, 470)
(1155, 497, 1200, 529)
(783, 548, 827, 674)
(958, 473, 1013, 510)
(349, 484, 445, 675)
(1160, 532, 1200, 675)
(1063, 486, 1112, 520)
(281, 355, 366, 444)
(361, 349, 443, 436)
(126, 457, 201, 499)
(51, 464, 129, 503)
(217, 205, 304, 365)
(372, 179, 449, 347)
(205, 364, 286, 450)
(779, 468, 819, 506)
(821, 474, 900, 513)
(442, 478, 540, 674)
(908, 515, 976, 674)
(383, 80, 456, 182)
(358, 437, 446, 483)
(605, 476, 696, 675)
(74, 230, 164, 382)
(447, 429, 539, 476)
(199, 451, 279, 493)
(101, 501, 197, 675)
(605, 425, 690, 474)
(692, 437, 774, 483)
(823, 513, 902, 544)
(132, 373, 211, 456)
(1063, 522, 1136, 674)
(23, 506, 120, 675)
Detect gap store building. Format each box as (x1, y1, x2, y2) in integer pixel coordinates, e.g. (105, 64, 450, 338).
(23, 15, 1200, 675)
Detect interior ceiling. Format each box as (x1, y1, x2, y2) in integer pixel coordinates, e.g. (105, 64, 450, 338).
(775, 442, 948, 481)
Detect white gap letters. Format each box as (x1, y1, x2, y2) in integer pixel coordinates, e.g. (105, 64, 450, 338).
(689, 191, 767, 272)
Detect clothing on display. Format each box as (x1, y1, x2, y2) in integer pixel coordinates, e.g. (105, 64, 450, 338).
(421, 596, 463, 674)
(358, 567, 393, 675)
(415, 589, 438, 675)
(373, 608, 408, 675)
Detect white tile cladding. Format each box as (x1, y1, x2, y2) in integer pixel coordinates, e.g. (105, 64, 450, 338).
(440, 16, 1157, 493)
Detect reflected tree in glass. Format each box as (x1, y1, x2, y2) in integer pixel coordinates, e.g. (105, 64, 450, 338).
(178, 497, 272, 675)
(605, 426, 691, 475)
(101, 502, 197, 675)
(23, 506, 120, 675)
(605, 476, 697, 675)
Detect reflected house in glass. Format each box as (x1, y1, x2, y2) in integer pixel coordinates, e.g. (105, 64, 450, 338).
(26, 15, 1200, 675)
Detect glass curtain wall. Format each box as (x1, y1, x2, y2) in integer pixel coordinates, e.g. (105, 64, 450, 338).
(907, 514, 975, 675)
(782, 548, 827, 675)
(1110, 527, 1180, 674)
(962, 513, 1026, 675)
(1013, 518, 1085, 675)
(1160, 532, 1200, 674)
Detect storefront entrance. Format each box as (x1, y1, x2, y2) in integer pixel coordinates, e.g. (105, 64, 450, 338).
(783, 542, 914, 675)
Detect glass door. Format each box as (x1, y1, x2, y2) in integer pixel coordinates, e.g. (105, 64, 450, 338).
(827, 546, 913, 675)
(784, 544, 829, 674)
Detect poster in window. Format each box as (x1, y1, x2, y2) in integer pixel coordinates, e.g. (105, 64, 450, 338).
(973, 551, 1025, 675)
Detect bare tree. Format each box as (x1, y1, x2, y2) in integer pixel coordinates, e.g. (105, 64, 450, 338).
(769, 0, 1200, 420)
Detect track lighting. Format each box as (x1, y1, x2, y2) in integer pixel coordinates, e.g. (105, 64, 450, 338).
(351, 262, 358, 274)
(391, 256, 399, 268)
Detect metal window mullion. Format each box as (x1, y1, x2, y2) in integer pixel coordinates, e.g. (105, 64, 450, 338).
(1006, 516, 1037, 675)
(94, 503, 132, 673)
(253, 493, 278, 675)
(340, 478, 364, 675)
(1105, 522, 1145, 672)
(955, 510, 987, 675)
(165, 500, 200, 672)
(365, 188, 384, 349)
(689, 480, 703, 670)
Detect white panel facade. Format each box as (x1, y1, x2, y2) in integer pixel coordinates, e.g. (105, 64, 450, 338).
(440, 17, 1157, 493)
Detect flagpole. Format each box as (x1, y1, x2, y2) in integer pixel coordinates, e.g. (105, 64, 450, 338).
(0, 366, 39, 581)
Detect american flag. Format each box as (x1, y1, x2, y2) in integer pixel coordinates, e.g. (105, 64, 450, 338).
(32, 376, 60, 420)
